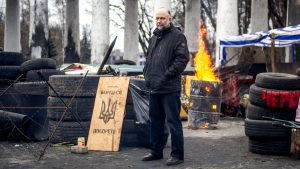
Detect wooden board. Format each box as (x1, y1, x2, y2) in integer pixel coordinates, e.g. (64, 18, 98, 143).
(87, 77, 130, 151)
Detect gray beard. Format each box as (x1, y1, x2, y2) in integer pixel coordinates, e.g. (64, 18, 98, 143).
(157, 25, 170, 30)
(157, 26, 163, 29)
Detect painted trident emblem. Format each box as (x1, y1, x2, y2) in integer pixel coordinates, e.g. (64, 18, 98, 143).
(99, 98, 117, 124)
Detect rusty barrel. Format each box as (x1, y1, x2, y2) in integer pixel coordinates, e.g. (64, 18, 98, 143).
(188, 80, 223, 129)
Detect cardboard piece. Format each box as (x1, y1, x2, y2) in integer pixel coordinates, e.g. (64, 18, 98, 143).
(87, 77, 130, 151)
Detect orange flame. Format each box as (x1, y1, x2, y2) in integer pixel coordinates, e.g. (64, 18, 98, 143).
(205, 86, 211, 93)
(194, 22, 220, 82)
(201, 122, 209, 129)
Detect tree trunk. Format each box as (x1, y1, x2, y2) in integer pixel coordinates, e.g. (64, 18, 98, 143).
(5, 0, 21, 52)
(124, 0, 139, 64)
(64, 0, 80, 63)
(91, 0, 109, 64)
(215, 0, 239, 67)
(29, 0, 49, 59)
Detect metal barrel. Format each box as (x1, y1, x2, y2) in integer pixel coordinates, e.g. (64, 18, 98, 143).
(188, 80, 223, 129)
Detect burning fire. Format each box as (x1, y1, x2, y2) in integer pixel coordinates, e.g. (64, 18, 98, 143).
(201, 122, 209, 129)
(194, 22, 220, 82)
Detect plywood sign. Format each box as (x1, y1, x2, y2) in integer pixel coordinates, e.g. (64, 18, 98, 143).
(87, 77, 130, 151)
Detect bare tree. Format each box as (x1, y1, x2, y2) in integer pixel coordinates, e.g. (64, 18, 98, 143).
(53, 0, 66, 46)
(29, 0, 49, 59)
(202, 0, 217, 30)
(268, 0, 287, 29)
(48, 26, 62, 64)
(20, 0, 30, 59)
(238, 0, 251, 34)
(171, 0, 185, 30)
(0, 2, 4, 49)
(201, 0, 217, 55)
(138, 0, 153, 54)
(80, 25, 91, 64)
(54, 0, 66, 23)
(110, 0, 125, 29)
(110, 0, 186, 55)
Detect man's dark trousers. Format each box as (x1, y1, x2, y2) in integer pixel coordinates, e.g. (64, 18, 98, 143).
(149, 92, 184, 160)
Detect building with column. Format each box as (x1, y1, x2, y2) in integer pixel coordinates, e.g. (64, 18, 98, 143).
(4, 0, 20, 52)
(91, 0, 109, 64)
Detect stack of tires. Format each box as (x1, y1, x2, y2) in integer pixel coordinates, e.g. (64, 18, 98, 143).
(121, 87, 141, 147)
(11, 58, 64, 141)
(0, 52, 23, 83)
(47, 75, 99, 144)
(246, 73, 300, 155)
(0, 52, 23, 110)
(21, 58, 65, 82)
(0, 52, 24, 139)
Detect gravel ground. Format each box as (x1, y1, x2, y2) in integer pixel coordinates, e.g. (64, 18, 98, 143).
(1, 117, 300, 169)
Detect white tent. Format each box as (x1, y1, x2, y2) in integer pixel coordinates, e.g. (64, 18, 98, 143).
(218, 24, 300, 66)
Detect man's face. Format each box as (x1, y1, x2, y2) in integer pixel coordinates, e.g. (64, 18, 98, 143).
(155, 9, 171, 29)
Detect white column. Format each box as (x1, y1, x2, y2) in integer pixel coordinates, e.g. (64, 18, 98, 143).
(5, 0, 20, 52)
(124, 0, 139, 64)
(154, 0, 171, 11)
(29, 0, 49, 59)
(91, 0, 109, 64)
(184, 0, 201, 53)
(215, 0, 239, 67)
(250, 0, 268, 63)
(64, 0, 80, 63)
(250, 0, 268, 33)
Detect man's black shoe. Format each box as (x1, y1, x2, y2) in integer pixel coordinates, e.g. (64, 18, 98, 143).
(166, 157, 184, 166)
(141, 153, 163, 161)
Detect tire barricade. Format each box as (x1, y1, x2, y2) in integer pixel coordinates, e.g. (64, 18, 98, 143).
(0, 52, 24, 140)
(246, 72, 300, 155)
(0, 57, 64, 141)
(0, 52, 23, 83)
(47, 76, 154, 147)
(47, 75, 99, 145)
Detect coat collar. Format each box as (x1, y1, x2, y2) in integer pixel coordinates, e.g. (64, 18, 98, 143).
(153, 23, 173, 39)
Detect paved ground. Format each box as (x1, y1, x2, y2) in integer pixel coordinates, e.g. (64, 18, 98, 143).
(1, 117, 300, 169)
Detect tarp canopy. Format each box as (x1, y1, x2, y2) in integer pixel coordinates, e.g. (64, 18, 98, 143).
(220, 24, 300, 47)
(218, 24, 300, 64)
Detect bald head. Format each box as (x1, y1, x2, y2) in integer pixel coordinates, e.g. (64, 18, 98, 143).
(156, 7, 171, 16)
(155, 7, 172, 29)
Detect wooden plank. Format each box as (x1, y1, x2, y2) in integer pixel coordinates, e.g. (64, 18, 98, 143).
(87, 77, 130, 151)
(270, 36, 276, 72)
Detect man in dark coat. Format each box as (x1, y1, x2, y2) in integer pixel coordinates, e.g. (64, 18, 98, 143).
(141, 7, 189, 166)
